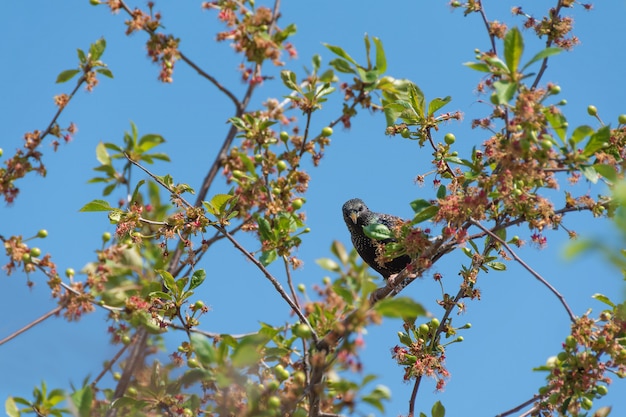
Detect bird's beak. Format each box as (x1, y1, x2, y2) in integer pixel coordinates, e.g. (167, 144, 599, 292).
(349, 212, 358, 224)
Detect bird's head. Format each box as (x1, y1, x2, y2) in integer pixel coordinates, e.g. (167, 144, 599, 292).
(342, 198, 368, 225)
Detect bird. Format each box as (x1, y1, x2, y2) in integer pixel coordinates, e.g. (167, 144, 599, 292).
(342, 198, 411, 279)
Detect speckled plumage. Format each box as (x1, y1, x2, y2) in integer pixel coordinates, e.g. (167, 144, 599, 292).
(342, 198, 411, 278)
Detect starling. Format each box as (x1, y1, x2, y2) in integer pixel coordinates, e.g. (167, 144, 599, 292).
(342, 198, 411, 279)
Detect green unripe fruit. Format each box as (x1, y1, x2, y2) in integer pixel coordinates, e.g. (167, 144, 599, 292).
(113, 372, 122, 380)
(274, 364, 290, 381)
(557, 351, 568, 362)
(322, 277, 331, 285)
(37, 229, 48, 238)
(182, 409, 193, 417)
(177, 345, 186, 352)
(232, 170, 245, 179)
(65, 268, 75, 278)
(444, 133, 456, 144)
(22, 253, 31, 263)
(587, 105, 598, 116)
(400, 128, 411, 138)
(30, 247, 41, 257)
(558, 99, 567, 106)
(297, 283, 306, 292)
(126, 387, 137, 397)
(194, 300, 205, 310)
(0, 148, 3, 157)
(321, 126, 333, 137)
(255, 154, 263, 162)
(102, 232, 112, 242)
(540, 139, 553, 150)
(596, 385, 608, 395)
(90, 0, 100, 5)
(291, 198, 304, 210)
(419, 323, 430, 336)
(267, 379, 280, 391)
(267, 396, 281, 409)
(550, 85, 561, 94)
(618, 114, 626, 124)
(187, 358, 200, 368)
(276, 160, 287, 171)
(565, 335, 576, 349)
(293, 371, 306, 385)
(581, 397, 593, 410)
(280, 131, 289, 142)
(430, 318, 440, 329)
(122, 335, 131, 345)
(293, 323, 312, 339)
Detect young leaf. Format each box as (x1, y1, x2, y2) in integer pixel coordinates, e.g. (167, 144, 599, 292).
(56, 69, 80, 83)
(428, 96, 452, 116)
(96, 68, 114, 78)
(260, 249, 277, 266)
(504, 27, 524, 74)
(157, 270, 177, 295)
(583, 125, 610, 156)
(373, 37, 386, 73)
(280, 70, 299, 91)
(324, 43, 357, 64)
(463, 62, 490, 72)
(570, 125, 594, 144)
(413, 206, 439, 224)
(432, 400, 446, 417)
(522, 47, 562, 71)
(363, 223, 393, 240)
(410, 199, 432, 213)
(79, 199, 113, 212)
(138, 134, 165, 152)
(493, 80, 517, 104)
(189, 269, 206, 291)
(95, 141, 111, 165)
(592, 293, 616, 308)
(89, 38, 106, 61)
(375, 297, 427, 320)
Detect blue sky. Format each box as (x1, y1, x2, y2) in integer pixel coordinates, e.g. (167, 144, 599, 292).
(2, 1, 626, 416)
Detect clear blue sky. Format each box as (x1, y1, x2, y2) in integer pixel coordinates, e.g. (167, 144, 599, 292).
(2, 1, 626, 416)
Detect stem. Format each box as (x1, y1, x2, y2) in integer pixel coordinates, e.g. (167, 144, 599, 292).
(469, 218, 576, 322)
(0, 306, 62, 346)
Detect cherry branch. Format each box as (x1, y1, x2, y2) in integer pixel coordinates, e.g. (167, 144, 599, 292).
(469, 217, 576, 322)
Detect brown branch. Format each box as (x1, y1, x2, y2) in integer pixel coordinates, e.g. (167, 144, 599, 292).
(496, 394, 543, 417)
(469, 217, 576, 322)
(0, 305, 62, 346)
(531, 1, 566, 89)
(477, 1, 497, 54)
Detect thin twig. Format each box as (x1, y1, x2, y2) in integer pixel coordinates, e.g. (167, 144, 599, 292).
(216, 225, 319, 345)
(0, 306, 63, 346)
(91, 343, 131, 388)
(469, 218, 576, 322)
(531, 1, 565, 89)
(495, 394, 543, 417)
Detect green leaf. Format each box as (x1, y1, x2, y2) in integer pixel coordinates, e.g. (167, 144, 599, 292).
(363, 223, 393, 240)
(95, 141, 111, 165)
(485, 56, 509, 72)
(410, 199, 432, 213)
(280, 70, 299, 91)
(189, 269, 206, 291)
(375, 297, 427, 320)
(157, 270, 177, 294)
(504, 27, 524, 74)
(56, 69, 80, 83)
(77, 48, 86, 63)
(436, 185, 446, 199)
(96, 68, 114, 78)
(428, 96, 452, 116)
(260, 249, 277, 266)
(256, 216, 273, 241)
(373, 37, 386, 73)
(493, 80, 517, 104)
(522, 47, 562, 71)
(130, 179, 145, 205)
(570, 125, 594, 144)
(204, 193, 234, 216)
(316, 258, 341, 272)
(544, 110, 568, 141)
(463, 62, 490, 72)
(70, 386, 93, 417)
(79, 199, 112, 212)
(562, 238, 594, 260)
(413, 206, 439, 224)
(583, 125, 610, 157)
(592, 293, 616, 308)
(328, 58, 355, 74)
(432, 400, 446, 417)
(593, 163, 618, 182)
(580, 165, 599, 184)
(5, 397, 20, 417)
(138, 134, 165, 152)
(486, 261, 506, 271)
(362, 385, 391, 413)
(89, 38, 106, 61)
(407, 83, 425, 119)
(324, 43, 357, 64)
